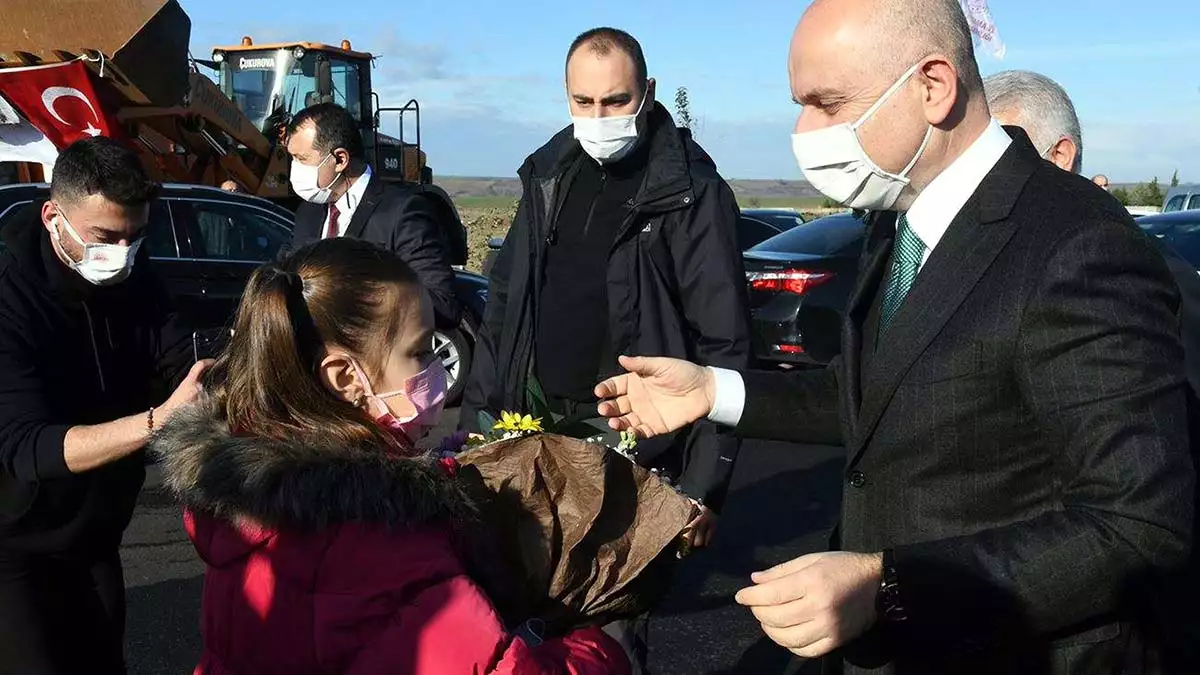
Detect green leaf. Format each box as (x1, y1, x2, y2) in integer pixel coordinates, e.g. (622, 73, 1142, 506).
(476, 410, 497, 434)
(525, 374, 552, 421)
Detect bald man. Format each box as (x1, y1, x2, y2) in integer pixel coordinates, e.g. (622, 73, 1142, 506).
(594, 1, 1194, 673)
(1093, 174, 1111, 190)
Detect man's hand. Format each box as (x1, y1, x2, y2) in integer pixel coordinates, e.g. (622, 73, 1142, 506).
(594, 355, 715, 438)
(684, 503, 719, 549)
(63, 359, 215, 474)
(735, 551, 883, 659)
(158, 359, 213, 424)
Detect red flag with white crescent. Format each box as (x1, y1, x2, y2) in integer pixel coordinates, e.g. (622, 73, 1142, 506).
(0, 59, 120, 151)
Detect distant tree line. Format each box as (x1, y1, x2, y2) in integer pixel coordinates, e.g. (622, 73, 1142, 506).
(1110, 170, 1181, 207)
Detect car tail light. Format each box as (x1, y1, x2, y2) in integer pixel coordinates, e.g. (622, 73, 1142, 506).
(773, 344, 805, 355)
(746, 269, 834, 295)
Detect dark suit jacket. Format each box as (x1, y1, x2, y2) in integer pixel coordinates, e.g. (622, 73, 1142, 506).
(739, 130, 1195, 675)
(288, 171, 461, 328)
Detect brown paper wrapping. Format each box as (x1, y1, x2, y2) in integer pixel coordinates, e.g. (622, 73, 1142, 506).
(454, 434, 699, 633)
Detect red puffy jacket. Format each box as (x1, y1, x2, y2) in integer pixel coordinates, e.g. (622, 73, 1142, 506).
(152, 401, 630, 675)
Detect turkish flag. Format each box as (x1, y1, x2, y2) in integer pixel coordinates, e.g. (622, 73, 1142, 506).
(0, 60, 120, 150)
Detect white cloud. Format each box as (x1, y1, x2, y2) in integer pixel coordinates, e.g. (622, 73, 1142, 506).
(1081, 116, 1200, 183)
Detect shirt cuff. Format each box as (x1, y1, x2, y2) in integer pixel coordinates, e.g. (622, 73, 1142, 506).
(706, 367, 746, 427)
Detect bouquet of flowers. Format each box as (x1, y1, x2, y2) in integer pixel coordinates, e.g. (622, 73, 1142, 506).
(438, 407, 699, 635)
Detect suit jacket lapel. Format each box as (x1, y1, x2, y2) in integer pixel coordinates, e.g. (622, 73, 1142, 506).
(841, 212, 895, 427)
(848, 127, 1042, 462)
(345, 172, 386, 240)
(293, 202, 324, 247)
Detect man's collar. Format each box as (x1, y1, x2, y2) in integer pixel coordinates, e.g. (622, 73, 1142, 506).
(903, 118, 1012, 250)
(336, 164, 372, 213)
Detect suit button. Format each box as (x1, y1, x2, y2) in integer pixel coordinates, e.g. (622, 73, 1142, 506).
(847, 471, 867, 488)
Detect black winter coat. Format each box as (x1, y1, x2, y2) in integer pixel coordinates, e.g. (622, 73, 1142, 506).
(461, 103, 751, 510)
(0, 205, 192, 557)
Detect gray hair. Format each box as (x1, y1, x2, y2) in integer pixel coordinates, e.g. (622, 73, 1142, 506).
(984, 70, 1083, 173)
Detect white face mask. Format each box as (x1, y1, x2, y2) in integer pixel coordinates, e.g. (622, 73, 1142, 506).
(791, 62, 933, 211)
(572, 92, 647, 164)
(290, 153, 343, 204)
(50, 208, 142, 286)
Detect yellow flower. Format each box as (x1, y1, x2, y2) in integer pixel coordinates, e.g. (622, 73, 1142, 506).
(492, 410, 544, 434)
(519, 414, 543, 432)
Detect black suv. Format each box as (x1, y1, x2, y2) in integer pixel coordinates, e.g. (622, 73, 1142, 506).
(0, 183, 488, 404)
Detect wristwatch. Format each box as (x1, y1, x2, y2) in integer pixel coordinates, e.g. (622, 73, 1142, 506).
(876, 548, 907, 622)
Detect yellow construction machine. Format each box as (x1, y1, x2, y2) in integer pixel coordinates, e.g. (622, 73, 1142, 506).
(0, 0, 460, 250)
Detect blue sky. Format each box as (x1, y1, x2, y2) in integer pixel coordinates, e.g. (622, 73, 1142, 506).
(185, 0, 1200, 182)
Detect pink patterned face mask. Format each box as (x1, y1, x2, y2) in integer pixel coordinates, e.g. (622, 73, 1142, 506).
(347, 357, 448, 445)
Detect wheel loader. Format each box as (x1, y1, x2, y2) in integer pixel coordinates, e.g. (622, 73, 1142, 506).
(0, 0, 466, 263)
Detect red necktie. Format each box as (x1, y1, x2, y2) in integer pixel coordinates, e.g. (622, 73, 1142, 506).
(325, 202, 341, 239)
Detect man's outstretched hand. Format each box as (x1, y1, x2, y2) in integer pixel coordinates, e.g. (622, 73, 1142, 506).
(594, 355, 715, 438)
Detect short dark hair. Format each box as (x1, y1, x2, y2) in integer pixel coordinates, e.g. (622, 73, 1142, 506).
(50, 137, 159, 207)
(566, 27, 648, 91)
(287, 103, 364, 160)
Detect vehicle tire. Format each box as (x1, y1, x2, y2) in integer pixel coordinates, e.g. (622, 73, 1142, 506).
(434, 327, 472, 406)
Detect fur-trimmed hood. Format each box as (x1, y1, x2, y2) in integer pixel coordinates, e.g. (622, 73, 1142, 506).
(150, 396, 471, 532)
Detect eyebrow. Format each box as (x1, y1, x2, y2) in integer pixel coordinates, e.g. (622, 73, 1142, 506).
(572, 92, 635, 105)
(94, 224, 146, 240)
(794, 87, 845, 107)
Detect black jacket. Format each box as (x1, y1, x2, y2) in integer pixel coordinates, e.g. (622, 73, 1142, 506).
(461, 103, 751, 510)
(289, 171, 462, 328)
(0, 205, 192, 557)
(737, 129, 1194, 674)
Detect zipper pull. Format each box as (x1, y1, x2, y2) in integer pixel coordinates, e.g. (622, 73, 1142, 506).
(546, 227, 558, 246)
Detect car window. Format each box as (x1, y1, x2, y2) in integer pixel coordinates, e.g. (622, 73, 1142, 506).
(1187, 194, 1200, 211)
(750, 214, 865, 256)
(1143, 216, 1200, 269)
(1165, 195, 1187, 213)
(145, 201, 178, 258)
(755, 212, 806, 232)
(171, 199, 290, 262)
(737, 217, 782, 251)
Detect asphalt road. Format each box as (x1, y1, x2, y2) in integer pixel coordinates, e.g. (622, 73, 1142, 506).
(121, 409, 844, 675)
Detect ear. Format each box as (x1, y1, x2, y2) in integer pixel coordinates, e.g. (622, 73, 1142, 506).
(1048, 137, 1078, 173)
(917, 56, 959, 127)
(40, 200, 59, 233)
(318, 353, 365, 406)
(331, 147, 352, 172)
(644, 78, 657, 109)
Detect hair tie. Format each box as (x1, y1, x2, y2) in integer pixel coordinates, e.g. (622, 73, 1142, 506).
(273, 267, 304, 294)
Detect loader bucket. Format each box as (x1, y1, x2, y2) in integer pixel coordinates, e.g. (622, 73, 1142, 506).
(0, 0, 191, 106)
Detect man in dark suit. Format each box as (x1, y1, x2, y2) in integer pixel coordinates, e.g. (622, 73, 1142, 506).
(284, 103, 460, 328)
(988, 68, 1200, 674)
(594, 0, 1195, 673)
(985, 68, 1200, 400)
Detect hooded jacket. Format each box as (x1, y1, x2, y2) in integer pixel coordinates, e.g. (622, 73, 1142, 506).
(151, 398, 630, 675)
(0, 204, 190, 556)
(461, 103, 751, 511)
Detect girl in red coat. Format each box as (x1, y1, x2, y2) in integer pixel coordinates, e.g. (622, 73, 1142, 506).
(152, 238, 630, 675)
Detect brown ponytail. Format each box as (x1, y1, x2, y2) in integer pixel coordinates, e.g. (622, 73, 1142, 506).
(206, 238, 422, 448)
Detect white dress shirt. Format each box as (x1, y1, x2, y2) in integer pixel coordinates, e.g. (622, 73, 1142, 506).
(706, 119, 1014, 427)
(322, 165, 373, 238)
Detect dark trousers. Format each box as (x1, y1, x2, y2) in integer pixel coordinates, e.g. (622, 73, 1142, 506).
(0, 548, 127, 675)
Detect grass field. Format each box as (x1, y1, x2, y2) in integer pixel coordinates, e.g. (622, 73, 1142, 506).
(454, 196, 520, 210)
(454, 195, 828, 211)
(736, 196, 827, 210)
